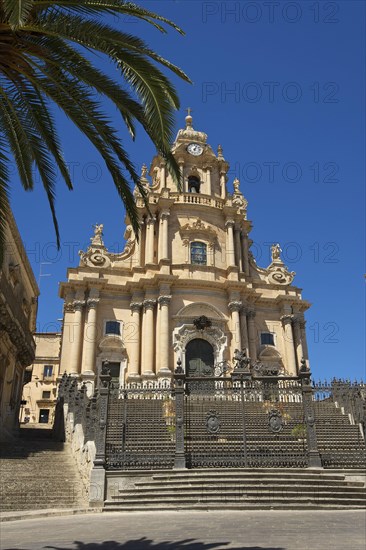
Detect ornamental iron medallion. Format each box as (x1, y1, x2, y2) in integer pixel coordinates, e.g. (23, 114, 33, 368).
(268, 409, 284, 433)
(206, 410, 221, 434)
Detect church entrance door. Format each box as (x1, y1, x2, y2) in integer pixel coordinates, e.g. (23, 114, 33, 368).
(185, 338, 214, 377)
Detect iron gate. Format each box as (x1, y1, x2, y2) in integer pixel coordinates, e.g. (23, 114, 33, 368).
(184, 377, 308, 468)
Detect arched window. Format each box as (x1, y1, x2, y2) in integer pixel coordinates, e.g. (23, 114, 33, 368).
(191, 242, 207, 265)
(188, 175, 200, 193)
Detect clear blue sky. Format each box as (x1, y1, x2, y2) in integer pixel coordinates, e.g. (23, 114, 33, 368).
(10, 1, 365, 381)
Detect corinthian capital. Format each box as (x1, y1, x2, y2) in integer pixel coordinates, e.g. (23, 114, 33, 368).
(130, 302, 143, 313)
(246, 308, 256, 320)
(158, 295, 172, 307)
(87, 298, 99, 309)
(143, 299, 156, 311)
(280, 314, 293, 325)
(228, 301, 242, 313)
(73, 300, 85, 312)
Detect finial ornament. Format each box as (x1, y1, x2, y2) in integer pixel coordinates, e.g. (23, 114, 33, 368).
(217, 144, 224, 161)
(185, 107, 193, 128)
(141, 164, 148, 179)
(233, 177, 240, 193)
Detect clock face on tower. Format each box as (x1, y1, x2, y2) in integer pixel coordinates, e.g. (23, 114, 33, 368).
(187, 143, 204, 156)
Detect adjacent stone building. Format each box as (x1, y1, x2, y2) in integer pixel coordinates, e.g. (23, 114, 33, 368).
(0, 211, 39, 439)
(59, 114, 310, 390)
(20, 333, 61, 425)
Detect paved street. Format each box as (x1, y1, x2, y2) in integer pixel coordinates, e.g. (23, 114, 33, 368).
(1, 510, 365, 550)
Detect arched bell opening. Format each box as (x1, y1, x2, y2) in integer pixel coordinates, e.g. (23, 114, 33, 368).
(188, 175, 201, 193)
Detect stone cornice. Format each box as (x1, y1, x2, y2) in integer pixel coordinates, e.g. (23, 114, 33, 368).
(6, 210, 39, 296)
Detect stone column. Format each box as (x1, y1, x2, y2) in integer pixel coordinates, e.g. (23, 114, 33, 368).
(158, 295, 172, 375)
(128, 302, 142, 381)
(205, 166, 212, 195)
(240, 306, 249, 355)
(300, 318, 310, 370)
(225, 220, 236, 267)
(220, 171, 226, 199)
(145, 216, 155, 265)
(137, 221, 145, 267)
(229, 301, 242, 351)
(234, 226, 242, 270)
(293, 316, 303, 370)
(69, 291, 85, 376)
(81, 290, 100, 377)
(281, 315, 297, 376)
(241, 232, 250, 275)
(247, 309, 257, 362)
(142, 299, 156, 377)
(160, 211, 169, 261)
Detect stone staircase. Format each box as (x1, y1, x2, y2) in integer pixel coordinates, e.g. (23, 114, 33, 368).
(104, 469, 366, 511)
(0, 428, 87, 512)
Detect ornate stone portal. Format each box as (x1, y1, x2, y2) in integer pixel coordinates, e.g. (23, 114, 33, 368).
(59, 112, 310, 386)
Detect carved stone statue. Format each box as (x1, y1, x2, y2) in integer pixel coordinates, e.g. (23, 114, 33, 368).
(91, 224, 104, 246)
(233, 349, 251, 371)
(271, 243, 282, 261)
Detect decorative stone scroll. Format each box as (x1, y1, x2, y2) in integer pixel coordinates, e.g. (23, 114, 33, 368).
(78, 223, 136, 268)
(265, 243, 295, 285)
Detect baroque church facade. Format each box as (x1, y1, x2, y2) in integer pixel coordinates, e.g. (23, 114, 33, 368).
(59, 113, 310, 390)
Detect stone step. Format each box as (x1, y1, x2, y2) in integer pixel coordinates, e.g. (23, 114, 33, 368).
(104, 502, 366, 511)
(104, 495, 366, 507)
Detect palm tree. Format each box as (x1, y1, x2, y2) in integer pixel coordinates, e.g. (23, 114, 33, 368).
(0, 0, 190, 261)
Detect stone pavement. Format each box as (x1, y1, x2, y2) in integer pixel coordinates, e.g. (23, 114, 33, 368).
(0, 510, 365, 550)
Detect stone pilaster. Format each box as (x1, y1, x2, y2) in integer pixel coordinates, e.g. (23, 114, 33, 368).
(281, 314, 297, 376)
(234, 226, 242, 270)
(241, 232, 250, 275)
(240, 305, 249, 356)
(205, 166, 212, 195)
(247, 309, 257, 362)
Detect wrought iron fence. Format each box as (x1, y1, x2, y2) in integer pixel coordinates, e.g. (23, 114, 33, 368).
(55, 368, 366, 473)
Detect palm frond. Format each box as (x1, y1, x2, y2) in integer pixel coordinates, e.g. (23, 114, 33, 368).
(3, 0, 34, 28)
(0, 137, 11, 267)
